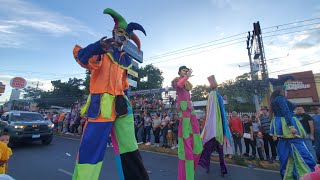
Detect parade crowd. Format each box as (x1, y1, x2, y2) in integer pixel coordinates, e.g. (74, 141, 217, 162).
(131, 106, 320, 164)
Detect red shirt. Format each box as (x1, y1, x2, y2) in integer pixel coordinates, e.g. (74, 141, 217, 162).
(229, 117, 243, 135)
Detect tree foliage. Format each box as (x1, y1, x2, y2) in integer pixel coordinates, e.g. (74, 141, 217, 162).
(191, 85, 211, 101)
(23, 78, 85, 108)
(132, 64, 164, 91)
(83, 70, 91, 95)
(218, 73, 269, 112)
(23, 86, 44, 100)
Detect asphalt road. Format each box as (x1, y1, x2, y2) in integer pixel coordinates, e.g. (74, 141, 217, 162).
(7, 136, 281, 180)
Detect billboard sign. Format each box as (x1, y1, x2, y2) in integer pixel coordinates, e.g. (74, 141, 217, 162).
(279, 71, 319, 102)
(10, 77, 27, 89)
(0, 82, 5, 93)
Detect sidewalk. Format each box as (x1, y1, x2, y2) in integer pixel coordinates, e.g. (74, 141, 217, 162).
(54, 133, 280, 171)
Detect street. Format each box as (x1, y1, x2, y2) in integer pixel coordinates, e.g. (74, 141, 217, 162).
(7, 136, 280, 180)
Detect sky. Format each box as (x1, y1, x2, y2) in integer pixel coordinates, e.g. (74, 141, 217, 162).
(1, 0, 320, 103)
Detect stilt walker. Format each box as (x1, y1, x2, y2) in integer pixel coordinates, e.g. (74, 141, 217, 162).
(72, 8, 149, 180)
(268, 76, 316, 180)
(198, 75, 232, 177)
(171, 66, 203, 180)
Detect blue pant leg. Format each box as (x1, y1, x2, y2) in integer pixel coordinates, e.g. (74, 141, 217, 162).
(314, 132, 320, 161)
(277, 138, 290, 179)
(304, 134, 317, 161)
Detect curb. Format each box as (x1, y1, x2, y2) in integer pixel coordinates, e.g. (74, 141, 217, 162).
(138, 144, 279, 171)
(54, 133, 280, 171)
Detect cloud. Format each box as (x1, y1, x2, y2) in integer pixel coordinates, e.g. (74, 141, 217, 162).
(0, 0, 98, 48)
(292, 29, 320, 50)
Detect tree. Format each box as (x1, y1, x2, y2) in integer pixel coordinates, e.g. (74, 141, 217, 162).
(23, 86, 44, 100)
(218, 73, 269, 112)
(83, 70, 91, 95)
(191, 85, 211, 101)
(132, 64, 164, 91)
(24, 78, 85, 108)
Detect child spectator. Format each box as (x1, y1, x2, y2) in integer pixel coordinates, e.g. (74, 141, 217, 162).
(167, 117, 173, 148)
(256, 132, 265, 161)
(171, 114, 179, 149)
(0, 132, 12, 174)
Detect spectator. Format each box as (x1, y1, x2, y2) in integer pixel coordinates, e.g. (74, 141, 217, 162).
(62, 117, 68, 133)
(137, 114, 144, 145)
(160, 112, 170, 148)
(224, 118, 234, 159)
(69, 117, 75, 134)
(295, 106, 317, 160)
(134, 115, 139, 142)
(167, 115, 173, 148)
(58, 112, 65, 133)
(52, 112, 58, 132)
(152, 113, 161, 147)
(256, 132, 265, 161)
(258, 106, 277, 163)
(144, 113, 152, 146)
(0, 132, 12, 174)
(242, 114, 256, 159)
(171, 114, 179, 149)
(312, 107, 320, 163)
(229, 111, 243, 157)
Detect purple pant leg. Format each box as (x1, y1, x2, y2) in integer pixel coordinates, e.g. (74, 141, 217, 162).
(198, 138, 228, 175)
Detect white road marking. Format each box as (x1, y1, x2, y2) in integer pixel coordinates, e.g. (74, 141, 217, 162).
(58, 169, 73, 176)
(55, 135, 80, 141)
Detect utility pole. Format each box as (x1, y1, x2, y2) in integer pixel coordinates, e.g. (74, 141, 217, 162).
(253, 21, 268, 80)
(252, 21, 270, 107)
(247, 31, 260, 113)
(32, 81, 43, 90)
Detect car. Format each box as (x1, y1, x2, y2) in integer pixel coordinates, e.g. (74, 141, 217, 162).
(0, 111, 54, 147)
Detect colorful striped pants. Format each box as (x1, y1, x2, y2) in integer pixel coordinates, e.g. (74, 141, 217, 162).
(72, 102, 149, 180)
(178, 108, 203, 180)
(277, 138, 316, 180)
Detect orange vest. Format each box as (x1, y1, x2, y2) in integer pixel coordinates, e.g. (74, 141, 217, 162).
(73, 45, 129, 96)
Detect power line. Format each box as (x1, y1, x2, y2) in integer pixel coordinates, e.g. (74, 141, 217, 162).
(145, 23, 320, 65)
(147, 27, 320, 65)
(263, 21, 320, 35)
(264, 26, 320, 39)
(262, 17, 320, 30)
(144, 36, 247, 62)
(238, 54, 289, 68)
(269, 60, 320, 74)
(144, 32, 247, 61)
(143, 17, 320, 63)
(150, 40, 245, 65)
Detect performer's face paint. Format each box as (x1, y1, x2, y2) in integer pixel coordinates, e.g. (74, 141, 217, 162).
(114, 28, 129, 46)
(179, 69, 189, 77)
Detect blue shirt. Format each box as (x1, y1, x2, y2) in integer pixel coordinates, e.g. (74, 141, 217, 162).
(312, 114, 320, 133)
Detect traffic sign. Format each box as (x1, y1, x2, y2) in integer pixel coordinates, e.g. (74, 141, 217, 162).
(128, 69, 139, 78)
(128, 78, 137, 88)
(123, 41, 143, 63)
